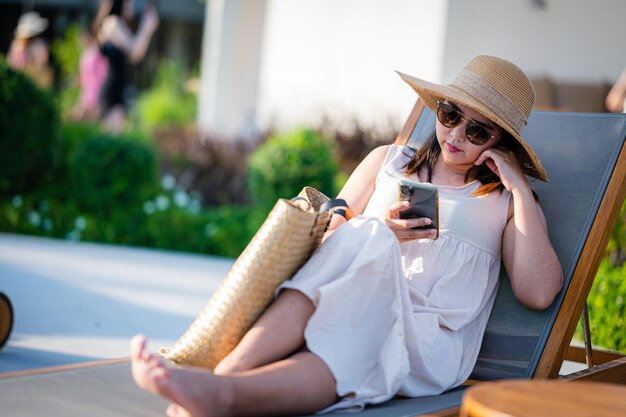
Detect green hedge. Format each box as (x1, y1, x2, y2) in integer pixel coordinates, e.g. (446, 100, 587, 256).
(579, 259, 626, 351)
(573, 199, 625, 351)
(135, 60, 196, 130)
(0, 193, 80, 240)
(142, 205, 265, 257)
(0, 60, 60, 196)
(51, 23, 82, 116)
(247, 129, 339, 208)
(1, 121, 306, 257)
(606, 200, 626, 266)
(69, 133, 158, 217)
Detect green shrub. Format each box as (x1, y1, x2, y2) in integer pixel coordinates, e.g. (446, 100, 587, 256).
(69, 133, 158, 216)
(51, 23, 82, 115)
(53, 122, 102, 191)
(247, 129, 339, 208)
(0, 193, 81, 239)
(61, 122, 101, 158)
(579, 259, 626, 351)
(606, 199, 626, 266)
(141, 204, 263, 257)
(202, 205, 266, 257)
(44, 121, 152, 202)
(0, 60, 61, 196)
(136, 89, 196, 130)
(79, 208, 149, 245)
(51, 23, 81, 84)
(135, 60, 196, 129)
(142, 207, 212, 253)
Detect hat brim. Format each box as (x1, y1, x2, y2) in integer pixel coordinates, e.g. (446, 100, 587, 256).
(15, 20, 48, 39)
(396, 70, 547, 181)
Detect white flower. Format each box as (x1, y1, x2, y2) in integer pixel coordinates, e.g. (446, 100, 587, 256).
(42, 218, 53, 232)
(161, 175, 176, 191)
(187, 199, 201, 214)
(174, 190, 190, 208)
(74, 216, 87, 230)
(143, 201, 156, 215)
(28, 211, 41, 226)
(11, 195, 22, 208)
(156, 195, 169, 211)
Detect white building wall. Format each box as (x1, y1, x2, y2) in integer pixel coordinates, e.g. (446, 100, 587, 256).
(256, 0, 448, 138)
(198, 0, 267, 140)
(442, 0, 626, 83)
(199, 0, 626, 140)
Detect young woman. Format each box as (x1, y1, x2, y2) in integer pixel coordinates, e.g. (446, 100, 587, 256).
(131, 55, 563, 417)
(7, 11, 53, 89)
(96, 0, 159, 133)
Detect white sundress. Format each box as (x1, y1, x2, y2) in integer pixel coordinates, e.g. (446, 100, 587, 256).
(278, 144, 512, 412)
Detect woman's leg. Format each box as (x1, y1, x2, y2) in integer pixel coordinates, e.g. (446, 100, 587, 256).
(215, 289, 315, 375)
(102, 105, 125, 134)
(132, 334, 338, 417)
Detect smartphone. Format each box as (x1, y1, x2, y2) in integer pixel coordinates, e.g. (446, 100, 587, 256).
(398, 179, 439, 238)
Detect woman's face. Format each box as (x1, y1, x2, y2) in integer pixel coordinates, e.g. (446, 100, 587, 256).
(435, 101, 501, 169)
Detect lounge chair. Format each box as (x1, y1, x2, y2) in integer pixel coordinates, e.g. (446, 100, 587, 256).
(1, 104, 625, 416)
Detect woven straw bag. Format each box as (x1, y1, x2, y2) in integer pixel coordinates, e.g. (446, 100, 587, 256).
(162, 187, 340, 369)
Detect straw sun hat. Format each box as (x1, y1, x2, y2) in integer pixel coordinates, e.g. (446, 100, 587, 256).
(396, 55, 547, 181)
(14, 12, 49, 40)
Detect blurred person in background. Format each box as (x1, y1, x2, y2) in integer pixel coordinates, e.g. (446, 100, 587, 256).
(72, 28, 109, 121)
(96, 0, 159, 133)
(606, 68, 626, 113)
(7, 11, 53, 89)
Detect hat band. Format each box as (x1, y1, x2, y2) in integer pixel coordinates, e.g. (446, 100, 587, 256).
(450, 70, 528, 133)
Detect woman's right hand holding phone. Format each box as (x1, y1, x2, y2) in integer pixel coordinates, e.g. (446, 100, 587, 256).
(385, 201, 437, 242)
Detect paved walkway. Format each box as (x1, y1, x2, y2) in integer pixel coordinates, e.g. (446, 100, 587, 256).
(0, 233, 234, 373)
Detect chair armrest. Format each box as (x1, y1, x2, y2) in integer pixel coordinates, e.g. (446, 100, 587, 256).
(566, 344, 626, 366)
(561, 356, 626, 384)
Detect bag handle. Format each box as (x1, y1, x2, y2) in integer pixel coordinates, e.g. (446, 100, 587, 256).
(291, 196, 354, 220)
(290, 196, 312, 211)
(304, 198, 354, 237)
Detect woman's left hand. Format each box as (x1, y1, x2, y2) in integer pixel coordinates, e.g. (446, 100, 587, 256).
(474, 147, 528, 193)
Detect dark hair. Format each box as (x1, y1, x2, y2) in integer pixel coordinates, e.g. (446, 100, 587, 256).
(405, 130, 517, 196)
(110, 0, 124, 16)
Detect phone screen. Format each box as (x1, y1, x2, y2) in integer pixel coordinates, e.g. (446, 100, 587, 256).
(398, 179, 439, 237)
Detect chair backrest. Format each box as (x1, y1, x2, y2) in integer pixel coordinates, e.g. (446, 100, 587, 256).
(404, 106, 626, 381)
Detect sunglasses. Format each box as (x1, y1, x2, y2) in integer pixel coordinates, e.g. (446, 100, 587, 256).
(436, 101, 499, 145)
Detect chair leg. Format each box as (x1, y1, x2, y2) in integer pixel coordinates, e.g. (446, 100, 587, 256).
(582, 303, 593, 368)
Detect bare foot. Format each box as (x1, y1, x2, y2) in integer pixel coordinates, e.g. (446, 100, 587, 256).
(167, 403, 193, 417)
(130, 334, 169, 394)
(130, 334, 234, 417)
